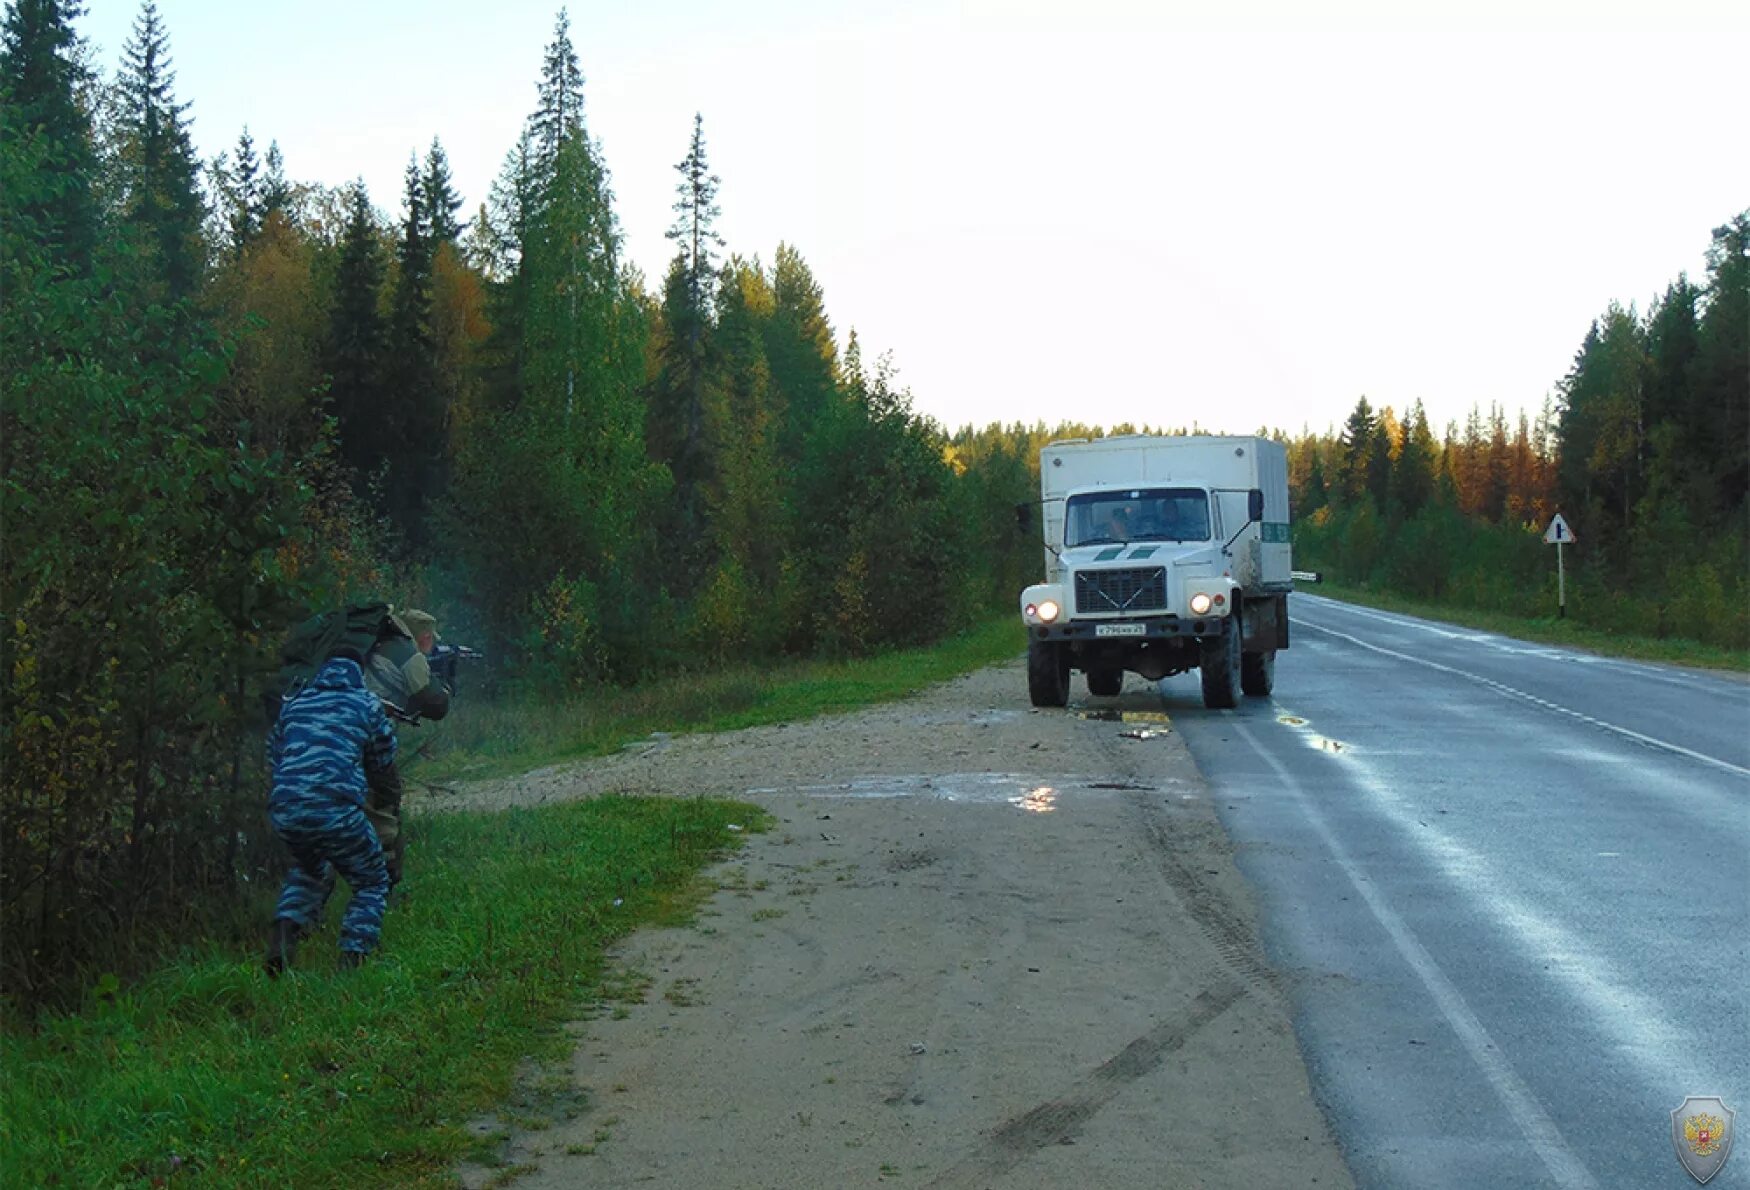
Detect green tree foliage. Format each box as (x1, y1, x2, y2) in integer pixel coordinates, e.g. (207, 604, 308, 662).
(1293, 212, 1745, 651)
(646, 113, 725, 579)
(2, 1, 316, 1000)
(219, 124, 261, 258)
(1691, 215, 1749, 512)
(259, 138, 291, 223)
(423, 136, 464, 244)
(447, 12, 664, 682)
(113, 0, 205, 304)
(767, 242, 839, 461)
(1337, 396, 1376, 504)
(382, 155, 444, 545)
(1390, 400, 1438, 518)
(324, 180, 388, 487)
(0, 0, 99, 278)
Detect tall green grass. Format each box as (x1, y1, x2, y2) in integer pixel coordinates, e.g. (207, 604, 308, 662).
(1, 795, 765, 1188)
(410, 615, 1027, 783)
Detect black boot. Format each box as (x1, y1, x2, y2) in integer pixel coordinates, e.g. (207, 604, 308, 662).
(337, 950, 367, 971)
(264, 918, 301, 978)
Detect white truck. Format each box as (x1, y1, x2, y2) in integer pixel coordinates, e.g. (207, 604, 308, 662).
(1019, 435, 1295, 709)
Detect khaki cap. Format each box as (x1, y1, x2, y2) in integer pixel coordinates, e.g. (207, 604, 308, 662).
(400, 608, 440, 641)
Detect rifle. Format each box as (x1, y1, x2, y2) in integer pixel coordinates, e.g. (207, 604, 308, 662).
(428, 643, 484, 694)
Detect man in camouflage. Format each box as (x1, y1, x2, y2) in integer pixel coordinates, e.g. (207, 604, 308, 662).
(359, 607, 449, 885)
(264, 653, 402, 974)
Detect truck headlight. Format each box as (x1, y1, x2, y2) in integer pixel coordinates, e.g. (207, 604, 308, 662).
(1188, 592, 1213, 615)
(1036, 599, 1061, 623)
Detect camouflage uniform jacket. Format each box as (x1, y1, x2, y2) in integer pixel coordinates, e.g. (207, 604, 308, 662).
(269, 657, 398, 810)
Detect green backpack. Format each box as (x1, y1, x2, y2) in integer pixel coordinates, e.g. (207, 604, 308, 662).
(271, 602, 408, 703)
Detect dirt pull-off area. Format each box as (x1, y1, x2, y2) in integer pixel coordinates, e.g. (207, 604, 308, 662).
(442, 660, 1352, 1189)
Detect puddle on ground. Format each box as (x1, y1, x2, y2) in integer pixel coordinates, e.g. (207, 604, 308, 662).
(1077, 709, 1172, 724)
(750, 772, 1168, 811)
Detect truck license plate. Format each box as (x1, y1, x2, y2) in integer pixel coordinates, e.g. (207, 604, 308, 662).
(1095, 623, 1145, 638)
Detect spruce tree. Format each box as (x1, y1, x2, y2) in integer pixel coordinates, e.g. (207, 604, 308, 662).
(530, 8, 584, 180)
(647, 113, 724, 569)
(383, 155, 440, 542)
(669, 113, 722, 314)
(766, 243, 838, 461)
(1692, 213, 1749, 514)
(1, 0, 99, 278)
(260, 139, 291, 222)
(115, 0, 205, 303)
(224, 125, 260, 257)
(1338, 397, 1376, 504)
(326, 180, 387, 485)
(1390, 400, 1438, 518)
(423, 136, 464, 243)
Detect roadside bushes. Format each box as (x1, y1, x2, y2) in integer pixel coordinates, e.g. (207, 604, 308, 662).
(1294, 495, 1748, 649)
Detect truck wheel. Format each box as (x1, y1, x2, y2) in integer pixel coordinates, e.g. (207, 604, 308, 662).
(1241, 650, 1276, 697)
(1086, 668, 1123, 697)
(1027, 640, 1070, 708)
(1200, 620, 1241, 709)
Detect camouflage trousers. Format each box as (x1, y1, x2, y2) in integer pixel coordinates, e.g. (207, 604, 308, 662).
(364, 795, 404, 886)
(270, 799, 390, 955)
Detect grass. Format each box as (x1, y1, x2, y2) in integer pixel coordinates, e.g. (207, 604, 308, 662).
(2, 615, 1033, 1188)
(1, 795, 767, 1189)
(1311, 582, 1750, 672)
(406, 616, 1027, 784)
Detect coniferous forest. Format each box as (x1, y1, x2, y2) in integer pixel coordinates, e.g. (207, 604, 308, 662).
(2, 0, 1744, 1003)
(1286, 214, 1747, 647)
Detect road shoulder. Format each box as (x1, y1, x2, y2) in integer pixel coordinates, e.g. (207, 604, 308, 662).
(445, 661, 1352, 1189)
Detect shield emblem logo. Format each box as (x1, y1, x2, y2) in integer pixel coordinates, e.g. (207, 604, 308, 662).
(1672, 1096, 1736, 1184)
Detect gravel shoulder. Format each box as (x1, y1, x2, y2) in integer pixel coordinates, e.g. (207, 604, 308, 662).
(437, 659, 1352, 1189)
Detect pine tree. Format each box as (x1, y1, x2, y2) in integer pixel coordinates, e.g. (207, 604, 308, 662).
(1, 0, 99, 278)
(114, 0, 205, 303)
(423, 136, 464, 243)
(326, 180, 387, 484)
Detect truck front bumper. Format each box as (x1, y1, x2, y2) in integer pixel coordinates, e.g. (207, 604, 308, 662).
(1030, 615, 1225, 643)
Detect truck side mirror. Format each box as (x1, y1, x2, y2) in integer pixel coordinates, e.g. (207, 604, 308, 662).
(1014, 502, 1032, 533)
(1248, 489, 1265, 523)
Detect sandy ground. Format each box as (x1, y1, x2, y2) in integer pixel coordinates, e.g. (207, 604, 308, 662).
(438, 659, 1352, 1189)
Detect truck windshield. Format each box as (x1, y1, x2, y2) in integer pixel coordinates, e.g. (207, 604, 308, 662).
(1065, 488, 1211, 546)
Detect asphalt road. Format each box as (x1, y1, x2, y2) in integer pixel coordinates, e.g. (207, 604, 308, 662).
(1146, 594, 1749, 1189)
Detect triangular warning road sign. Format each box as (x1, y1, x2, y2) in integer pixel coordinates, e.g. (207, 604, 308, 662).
(1544, 513, 1575, 544)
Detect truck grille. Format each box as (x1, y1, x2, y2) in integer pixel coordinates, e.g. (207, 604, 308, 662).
(1074, 567, 1167, 614)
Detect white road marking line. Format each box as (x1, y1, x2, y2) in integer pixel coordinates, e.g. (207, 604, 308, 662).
(1232, 718, 1599, 1190)
(1296, 595, 1740, 694)
(1264, 709, 1711, 1091)
(1293, 618, 1750, 779)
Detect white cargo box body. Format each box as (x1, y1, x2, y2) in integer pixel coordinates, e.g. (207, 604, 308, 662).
(1039, 435, 1291, 592)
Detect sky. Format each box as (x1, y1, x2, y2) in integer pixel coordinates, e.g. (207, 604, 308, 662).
(73, 0, 1749, 440)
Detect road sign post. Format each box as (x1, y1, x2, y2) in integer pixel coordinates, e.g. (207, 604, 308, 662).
(1544, 514, 1576, 618)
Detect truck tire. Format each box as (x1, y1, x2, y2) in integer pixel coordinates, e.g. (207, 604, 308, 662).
(1027, 639, 1070, 708)
(1241, 650, 1276, 697)
(1200, 620, 1241, 709)
(1086, 667, 1123, 697)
